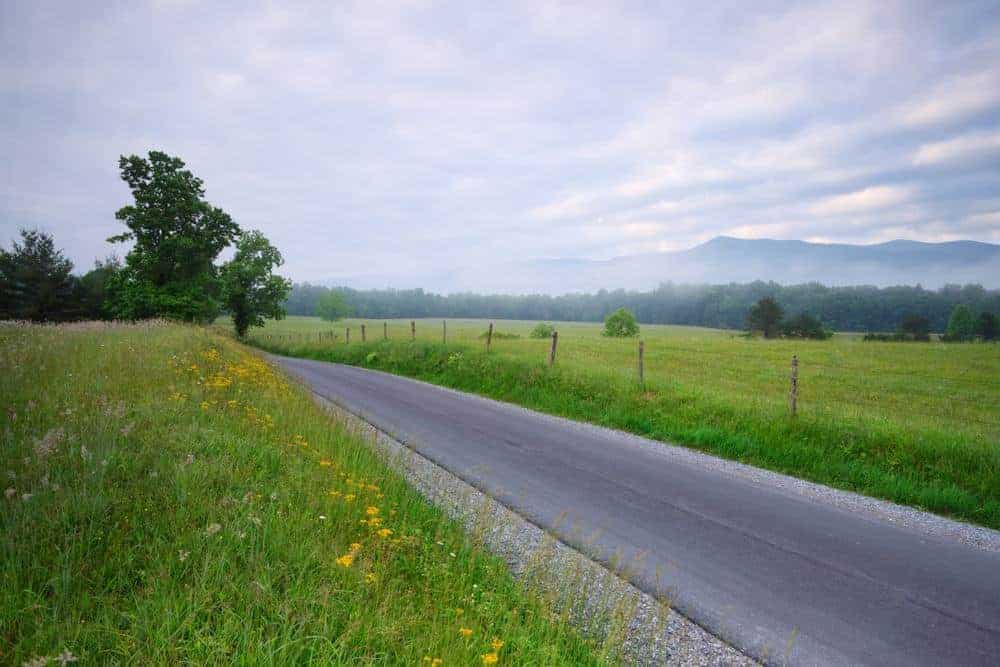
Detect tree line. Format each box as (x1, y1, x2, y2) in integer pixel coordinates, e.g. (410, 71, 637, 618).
(285, 282, 1000, 334)
(1, 151, 290, 337)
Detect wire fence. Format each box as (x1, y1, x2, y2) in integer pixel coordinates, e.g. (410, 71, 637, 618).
(252, 322, 999, 438)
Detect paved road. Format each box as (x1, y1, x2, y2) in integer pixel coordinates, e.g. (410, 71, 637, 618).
(274, 355, 1000, 666)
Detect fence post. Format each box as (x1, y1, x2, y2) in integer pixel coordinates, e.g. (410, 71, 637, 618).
(411, 320, 416, 341)
(789, 354, 798, 417)
(638, 340, 644, 389)
(346, 327, 350, 345)
(361, 324, 366, 343)
(487, 322, 494, 352)
(384, 322, 388, 340)
(549, 330, 558, 367)
(442, 320, 447, 344)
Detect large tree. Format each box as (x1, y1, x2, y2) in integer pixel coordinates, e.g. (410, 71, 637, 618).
(220, 230, 291, 337)
(316, 291, 352, 321)
(747, 297, 783, 338)
(107, 151, 241, 322)
(0, 229, 77, 322)
(945, 304, 976, 342)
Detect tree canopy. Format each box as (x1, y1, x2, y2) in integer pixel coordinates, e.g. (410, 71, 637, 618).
(220, 231, 291, 337)
(0, 229, 77, 322)
(107, 151, 241, 322)
(316, 291, 352, 321)
(945, 304, 976, 342)
(747, 297, 783, 338)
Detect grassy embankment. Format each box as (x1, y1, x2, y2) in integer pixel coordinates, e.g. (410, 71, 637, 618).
(1, 322, 608, 665)
(248, 316, 1000, 530)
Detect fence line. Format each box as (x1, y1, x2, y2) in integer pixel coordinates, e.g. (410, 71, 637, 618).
(250, 323, 997, 430)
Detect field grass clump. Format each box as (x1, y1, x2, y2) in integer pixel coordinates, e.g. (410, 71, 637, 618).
(0, 322, 602, 665)
(249, 317, 1000, 530)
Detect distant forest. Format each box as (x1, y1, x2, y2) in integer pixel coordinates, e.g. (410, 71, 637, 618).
(286, 282, 1000, 333)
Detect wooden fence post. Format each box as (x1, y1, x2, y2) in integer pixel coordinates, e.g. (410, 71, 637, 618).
(442, 320, 447, 344)
(638, 340, 644, 389)
(384, 322, 388, 340)
(549, 330, 558, 367)
(789, 354, 798, 417)
(346, 327, 350, 345)
(361, 324, 366, 343)
(486, 322, 493, 352)
(411, 320, 416, 341)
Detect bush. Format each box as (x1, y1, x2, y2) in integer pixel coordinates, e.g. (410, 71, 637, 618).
(780, 313, 832, 340)
(529, 323, 555, 338)
(602, 308, 639, 337)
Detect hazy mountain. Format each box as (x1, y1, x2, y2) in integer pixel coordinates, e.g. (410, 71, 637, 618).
(326, 237, 1000, 294)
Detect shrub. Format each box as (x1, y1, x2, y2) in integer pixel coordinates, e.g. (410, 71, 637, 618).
(529, 323, 555, 338)
(602, 308, 639, 337)
(780, 313, 832, 340)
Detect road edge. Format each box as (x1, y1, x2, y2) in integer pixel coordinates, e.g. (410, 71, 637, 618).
(303, 383, 759, 666)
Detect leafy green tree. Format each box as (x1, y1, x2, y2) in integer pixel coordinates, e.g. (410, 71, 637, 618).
(945, 304, 976, 342)
(976, 312, 998, 341)
(602, 307, 639, 337)
(75, 257, 121, 320)
(316, 291, 352, 321)
(530, 322, 555, 338)
(781, 313, 831, 339)
(897, 314, 931, 341)
(107, 151, 241, 322)
(747, 297, 783, 338)
(220, 231, 291, 338)
(0, 229, 77, 322)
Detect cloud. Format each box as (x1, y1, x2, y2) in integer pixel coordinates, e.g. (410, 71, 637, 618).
(1, 1, 998, 290)
(899, 71, 1000, 127)
(912, 130, 1000, 166)
(809, 186, 914, 216)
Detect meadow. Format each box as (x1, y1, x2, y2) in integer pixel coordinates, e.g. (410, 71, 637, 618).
(248, 316, 1000, 530)
(0, 322, 605, 664)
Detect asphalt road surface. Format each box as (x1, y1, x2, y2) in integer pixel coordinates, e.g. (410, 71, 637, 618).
(273, 355, 1000, 666)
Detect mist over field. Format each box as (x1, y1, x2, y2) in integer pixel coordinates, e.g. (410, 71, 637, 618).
(320, 236, 1000, 294)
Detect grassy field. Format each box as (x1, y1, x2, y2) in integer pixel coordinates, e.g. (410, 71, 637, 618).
(1, 322, 606, 664)
(246, 316, 1000, 530)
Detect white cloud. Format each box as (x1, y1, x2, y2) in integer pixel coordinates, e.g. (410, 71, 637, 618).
(899, 71, 1000, 127)
(809, 186, 914, 216)
(912, 131, 1000, 166)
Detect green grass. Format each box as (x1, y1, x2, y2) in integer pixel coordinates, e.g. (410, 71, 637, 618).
(246, 316, 1000, 530)
(0, 322, 606, 665)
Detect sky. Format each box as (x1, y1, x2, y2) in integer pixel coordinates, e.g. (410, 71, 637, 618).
(2, 0, 999, 289)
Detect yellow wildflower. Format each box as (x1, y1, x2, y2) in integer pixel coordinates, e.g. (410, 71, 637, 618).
(349, 542, 362, 552)
(364, 572, 377, 584)
(377, 528, 393, 538)
(365, 506, 379, 516)
(481, 653, 498, 665)
(459, 627, 473, 638)
(490, 638, 504, 651)
(335, 554, 354, 568)
(343, 494, 355, 502)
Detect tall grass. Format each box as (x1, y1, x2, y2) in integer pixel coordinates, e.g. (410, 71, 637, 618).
(0, 322, 601, 664)
(248, 317, 1000, 530)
